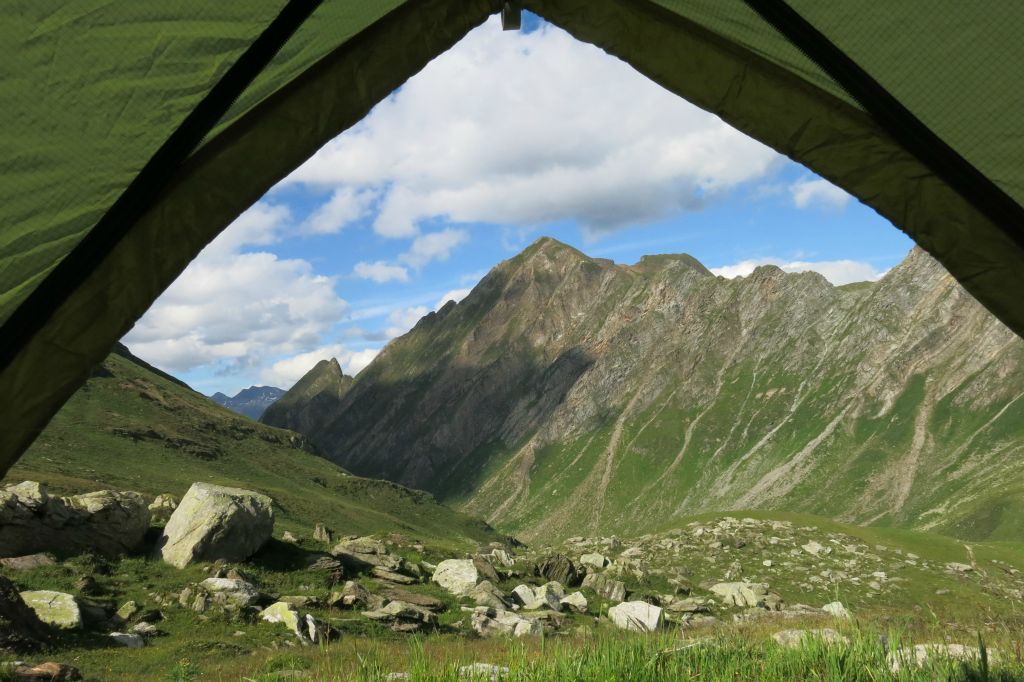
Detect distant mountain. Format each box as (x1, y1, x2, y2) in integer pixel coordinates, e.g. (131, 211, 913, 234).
(6, 346, 500, 546)
(261, 359, 354, 434)
(211, 385, 286, 420)
(271, 237, 1024, 543)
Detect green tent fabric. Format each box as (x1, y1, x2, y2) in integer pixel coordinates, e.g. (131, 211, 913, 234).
(2, 0, 1023, 476)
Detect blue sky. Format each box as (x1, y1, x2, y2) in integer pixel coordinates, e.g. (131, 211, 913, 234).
(124, 14, 912, 396)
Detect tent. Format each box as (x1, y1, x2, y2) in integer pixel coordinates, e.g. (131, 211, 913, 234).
(2, 0, 1023, 476)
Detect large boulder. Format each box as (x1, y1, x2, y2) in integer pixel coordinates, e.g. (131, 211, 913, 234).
(710, 582, 781, 610)
(536, 554, 582, 586)
(157, 483, 273, 568)
(432, 559, 479, 595)
(0, 576, 48, 652)
(607, 601, 662, 632)
(581, 572, 626, 602)
(0, 482, 149, 558)
(470, 606, 541, 637)
(20, 591, 82, 630)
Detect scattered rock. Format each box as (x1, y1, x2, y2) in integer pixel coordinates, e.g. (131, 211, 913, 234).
(560, 592, 588, 613)
(11, 662, 82, 681)
(328, 581, 385, 611)
(19, 591, 81, 630)
(432, 559, 479, 595)
(608, 601, 663, 632)
(372, 566, 417, 585)
(131, 621, 163, 638)
(261, 601, 306, 640)
(709, 582, 782, 610)
(945, 562, 973, 573)
(0, 554, 57, 571)
(579, 553, 608, 571)
(363, 600, 438, 631)
(822, 601, 850, 618)
(772, 628, 849, 649)
(581, 573, 626, 602)
(179, 578, 260, 613)
(0, 482, 150, 558)
(282, 531, 298, 543)
(313, 523, 332, 543)
(147, 494, 178, 523)
(536, 554, 582, 587)
(332, 537, 403, 573)
(470, 606, 541, 637)
(115, 601, 140, 622)
(801, 541, 829, 557)
(0, 576, 48, 652)
(108, 632, 145, 648)
(158, 483, 274, 568)
(466, 581, 510, 610)
(888, 644, 996, 672)
(382, 589, 445, 612)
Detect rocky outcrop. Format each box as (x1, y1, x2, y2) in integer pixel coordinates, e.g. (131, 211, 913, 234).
(0, 482, 149, 558)
(157, 483, 273, 568)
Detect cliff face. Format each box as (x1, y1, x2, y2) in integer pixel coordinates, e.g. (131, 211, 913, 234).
(275, 237, 1024, 542)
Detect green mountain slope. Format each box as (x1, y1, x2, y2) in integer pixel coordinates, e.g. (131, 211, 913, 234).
(274, 237, 1024, 543)
(261, 357, 354, 434)
(5, 349, 499, 549)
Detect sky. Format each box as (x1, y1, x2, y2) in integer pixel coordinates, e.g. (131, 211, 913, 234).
(123, 13, 913, 397)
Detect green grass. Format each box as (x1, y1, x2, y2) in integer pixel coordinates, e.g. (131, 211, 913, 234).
(6, 351, 500, 551)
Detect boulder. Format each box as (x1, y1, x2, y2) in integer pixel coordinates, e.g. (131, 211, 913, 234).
(536, 554, 581, 586)
(607, 601, 663, 632)
(470, 606, 541, 637)
(801, 540, 829, 556)
(372, 566, 417, 584)
(466, 581, 510, 610)
(581, 573, 626, 602)
(382, 588, 445, 612)
(0, 482, 149, 558)
(560, 592, 588, 613)
(772, 628, 849, 649)
(158, 483, 274, 568)
(331, 537, 403, 572)
(473, 557, 502, 583)
(261, 601, 306, 640)
(147, 494, 178, 523)
(281, 531, 298, 543)
(512, 583, 563, 611)
(0, 576, 48, 652)
(179, 578, 260, 613)
(19, 591, 81, 630)
(329, 581, 384, 611)
(0, 554, 57, 571)
(313, 523, 332, 543)
(11, 662, 82, 681)
(822, 601, 850, 618)
(579, 553, 608, 571)
(709, 582, 781, 609)
(432, 559, 479, 595)
(109, 632, 145, 648)
(363, 600, 438, 631)
(888, 644, 997, 672)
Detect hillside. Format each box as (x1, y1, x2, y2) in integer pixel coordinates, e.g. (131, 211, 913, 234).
(270, 238, 1024, 543)
(210, 385, 285, 420)
(261, 358, 354, 434)
(5, 348, 499, 549)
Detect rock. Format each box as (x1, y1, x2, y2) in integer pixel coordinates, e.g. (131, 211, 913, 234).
(945, 562, 973, 573)
(0, 482, 150, 558)
(372, 566, 417, 585)
(560, 592, 588, 613)
(328, 581, 385, 611)
(282, 531, 298, 543)
(457, 663, 509, 680)
(772, 628, 849, 649)
(147, 494, 178, 523)
(666, 597, 712, 614)
(158, 483, 274, 568)
(709, 582, 781, 610)
(280, 596, 323, 609)
(313, 523, 332, 543)
(536, 554, 582, 586)
(19, 591, 81, 630)
(467, 581, 510, 610)
(579, 553, 608, 571)
(581, 573, 626, 602)
(801, 541, 830, 557)
(197, 578, 261, 609)
(607, 601, 663, 632)
(115, 601, 140, 622)
(11, 662, 82, 681)
(511, 583, 563, 611)
(261, 601, 306, 640)
(0, 576, 48, 652)
(303, 553, 344, 578)
(432, 559, 479, 595)
(0, 554, 57, 571)
(109, 632, 145, 648)
(331, 537, 404, 573)
(363, 600, 438, 630)
(489, 549, 514, 567)
(470, 606, 541, 637)
(131, 621, 163, 637)
(473, 557, 502, 584)
(888, 644, 996, 672)
(822, 601, 850, 618)
(382, 589, 445, 612)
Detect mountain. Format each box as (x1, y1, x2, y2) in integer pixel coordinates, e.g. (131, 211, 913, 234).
(211, 385, 286, 420)
(270, 237, 1024, 543)
(260, 359, 354, 434)
(6, 346, 500, 547)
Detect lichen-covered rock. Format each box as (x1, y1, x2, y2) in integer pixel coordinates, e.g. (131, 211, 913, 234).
(710, 582, 780, 609)
(158, 483, 273, 568)
(608, 601, 662, 632)
(20, 591, 82, 630)
(0, 482, 149, 558)
(147, 494, 179, 523)
(261, 601, 306, 640)
(0, 576, 48, 652)
(432, 559, 479, 595)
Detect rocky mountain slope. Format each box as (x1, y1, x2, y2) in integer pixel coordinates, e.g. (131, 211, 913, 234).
(268, 238, 1024, 543)
(7, 347, 499, 547)
(261, 358, 354, 434)
(210, 385, 286, 420)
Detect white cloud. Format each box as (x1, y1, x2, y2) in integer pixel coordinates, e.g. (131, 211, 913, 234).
(285, 18, 780, 238)
(301, 187, 375, 234)
(399, 228, 469, 268)
(353, 261, 409, 283)
(710, 257, 885, 286)
(124, 206, 348, 376)
(435, 288, 472, 310)
(385, 305, 430, 339)
(790, 178, 850, 210)
(259, 344, 380, 387)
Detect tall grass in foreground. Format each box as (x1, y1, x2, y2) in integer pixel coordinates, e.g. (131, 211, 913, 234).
(238, 628, 1024, 682)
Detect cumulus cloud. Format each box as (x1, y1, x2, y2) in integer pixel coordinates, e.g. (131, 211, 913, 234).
(790, 178, 850, 210)
(710, 257, 885, 286)
(353, 261, 410, 283)
(399, 228, 469, 268)
(435, 288, 473, 310)
(385, 305, 430, 339)
(124, 204, 349, 375)
(285, 17, 780, 238)
(301, 187, 376, 234)
(260, 344, 380, 387)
